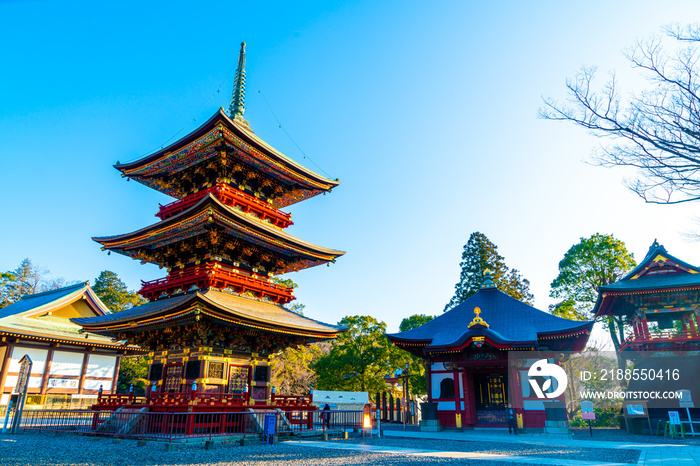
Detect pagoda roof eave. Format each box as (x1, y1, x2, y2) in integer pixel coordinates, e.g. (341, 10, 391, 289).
(0, 324, 144, 353)
(72, 289, 345, 339)
(92, 193, 345, 265)
(114, 108, 339, 199)
(593, 242, 700, 318)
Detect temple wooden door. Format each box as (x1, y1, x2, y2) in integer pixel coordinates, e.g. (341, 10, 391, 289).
(163, 364, 183, 393)
(461, 371, 477, 425)
(228, 365, 250, 394)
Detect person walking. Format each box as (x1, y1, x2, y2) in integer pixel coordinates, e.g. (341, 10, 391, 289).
(507, 404, 518, 435)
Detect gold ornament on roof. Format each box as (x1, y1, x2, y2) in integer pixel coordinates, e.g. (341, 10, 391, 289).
(468, 307, 489, 328)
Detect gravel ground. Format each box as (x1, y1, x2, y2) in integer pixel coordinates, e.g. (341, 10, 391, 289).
(0, 431, 641, 466)
(345, 437, 640, 464)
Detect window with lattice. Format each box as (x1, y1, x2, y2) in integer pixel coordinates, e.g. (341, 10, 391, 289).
(164, 365, 182, 393)
(228, 365, 250, 394)
(208, 362, 224, 379)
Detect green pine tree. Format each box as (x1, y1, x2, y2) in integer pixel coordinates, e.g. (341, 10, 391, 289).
(93, 271, 147, 313)
(444, 232, 534, 311)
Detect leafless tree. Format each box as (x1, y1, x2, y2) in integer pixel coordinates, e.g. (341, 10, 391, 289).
(540, 23, 700, 206)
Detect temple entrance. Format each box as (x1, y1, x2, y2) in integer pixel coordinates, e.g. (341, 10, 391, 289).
(473, 373, 508, 424)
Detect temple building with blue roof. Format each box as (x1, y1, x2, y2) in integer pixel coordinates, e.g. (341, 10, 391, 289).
(387, 272, 593, 430)
(0, 283, 142, 407)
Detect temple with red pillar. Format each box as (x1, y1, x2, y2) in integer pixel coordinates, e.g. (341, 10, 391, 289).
(593, 240, 700, 353)
(593, 241, 700, 430)
(73, 43, 345, 414)
(387, 272, 592, 430)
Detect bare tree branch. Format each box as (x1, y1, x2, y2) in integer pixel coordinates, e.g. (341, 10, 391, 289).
(541, 24, 700, 205)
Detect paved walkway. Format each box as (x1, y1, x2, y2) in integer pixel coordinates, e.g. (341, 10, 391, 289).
(285, 440, 633, 465)
(382, 429, 700, 465)
(287, 429, 700, 465)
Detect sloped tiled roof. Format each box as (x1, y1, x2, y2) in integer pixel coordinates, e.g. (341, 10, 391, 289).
(0, 283, 138, 350)
(73, 289, 344, 337)
(593, 241, 700, 317)
(0, 282, 88, 319)
(387, 286, 592, 351)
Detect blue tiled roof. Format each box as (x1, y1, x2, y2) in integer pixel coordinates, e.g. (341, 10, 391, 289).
(621, 241, 700, 281)
(387, 287, 592, 350)
(0, 282, 88, 319)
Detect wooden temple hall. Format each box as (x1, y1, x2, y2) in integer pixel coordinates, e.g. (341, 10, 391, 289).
(72, 43, 345, 412)
(0, 283, 142, 407)
(387, 273, 593, 430)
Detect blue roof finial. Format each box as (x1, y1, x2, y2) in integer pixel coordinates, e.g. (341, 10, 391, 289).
(229, 42, 247, 118)
(480, 269, 497, 289)
(646, 239, 666, 257)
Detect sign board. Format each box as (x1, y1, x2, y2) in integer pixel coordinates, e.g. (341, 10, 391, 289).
(669, 411, 681, 426)
(48, 378, 79, 389)
(679, 390, 694, 408)
(623, 401, 652, 435)
(263, 414, 276, 444)
(14, 355, 32, 396)
(10, 355, 32, 434)
(581, 401, 595, 420)
(626, 403, 646, 417)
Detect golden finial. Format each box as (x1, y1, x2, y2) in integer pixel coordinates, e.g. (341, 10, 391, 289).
(468, 306, 489, 328)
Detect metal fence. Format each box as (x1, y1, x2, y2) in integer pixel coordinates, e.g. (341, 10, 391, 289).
(15, 409, 369, 442)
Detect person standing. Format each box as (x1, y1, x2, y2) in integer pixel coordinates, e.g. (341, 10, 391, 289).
(323, 403, 331, 429)
(507, 404, 517, 435)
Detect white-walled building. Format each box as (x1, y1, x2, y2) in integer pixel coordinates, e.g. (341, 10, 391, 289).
(0, 282, 142, 406)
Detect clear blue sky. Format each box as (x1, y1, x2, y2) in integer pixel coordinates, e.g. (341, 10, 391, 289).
(2, 1, 700, 336)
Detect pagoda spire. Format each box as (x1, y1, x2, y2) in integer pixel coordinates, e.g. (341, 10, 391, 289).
(229, 42, 247, 119)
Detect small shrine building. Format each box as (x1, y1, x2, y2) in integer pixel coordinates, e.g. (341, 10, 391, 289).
(592, 241, 700, 428)
(387, 274, 593, 429)
(0, 282, 141, 407)
(593, 240, 700, 353)
(73, 43, 345, 413)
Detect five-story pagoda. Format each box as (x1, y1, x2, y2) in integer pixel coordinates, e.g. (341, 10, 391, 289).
(74, 43, 345, 411)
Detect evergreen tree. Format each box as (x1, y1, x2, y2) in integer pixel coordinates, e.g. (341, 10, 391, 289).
(92, 271, 146, 313)
(444, 232, 534, 311)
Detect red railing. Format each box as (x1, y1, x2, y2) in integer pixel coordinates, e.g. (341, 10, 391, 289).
(147, 392, 248, 406)
(156, 183, 293, 228)
(271, 393, 313, 406)
(95, 394, 146, 407)
(16, 409, 371, 441)
(140, 261, 294, 303)
(621, 330, 700, 351)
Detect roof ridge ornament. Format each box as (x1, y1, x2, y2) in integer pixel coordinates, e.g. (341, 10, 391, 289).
(480, 269, 497, 289)
(468, 307, 489, 328)
(229, 42, 248, 122)
(646, 239, 666, 257)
